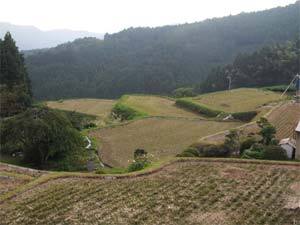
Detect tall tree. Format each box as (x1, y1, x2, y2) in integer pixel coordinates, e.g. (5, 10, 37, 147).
(0, 32, 32, 117)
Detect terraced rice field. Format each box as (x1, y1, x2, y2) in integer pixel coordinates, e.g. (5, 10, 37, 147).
(1, 160, 299, 225)
(0, 164, 44, 196)
(90, 118, 242, 167)
(123, 95, 201, 118)
(47, 99, 116, 119)
(188, 88, 281, 113)
(268, 102, 300, 139)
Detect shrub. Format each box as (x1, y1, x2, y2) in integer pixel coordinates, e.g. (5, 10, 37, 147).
(263, 145, 287, 160)
(189, 141, 230, 157)
(128, 161, 150, 172)
(231, 111, 257, 122)
(128, 149, 151, 172)
(173, 87, 196, 98)
(175, 99, 222, 117)
(242, 143, 265, 159)
(240, 137, 257, 155)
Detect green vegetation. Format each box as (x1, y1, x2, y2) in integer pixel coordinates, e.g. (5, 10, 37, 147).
(25, 2, 299, 100)
(112, 96, 147, 121)
(201, 39, 300, 93)
(1, 160, 299, 225)
(0, 107, 91, 170)
(173, 87, 196, 98)
(0, 32, 32, 117)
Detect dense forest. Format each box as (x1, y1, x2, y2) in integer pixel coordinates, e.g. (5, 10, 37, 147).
(200, 39, 300, 93)
(26, 2, 299, 100)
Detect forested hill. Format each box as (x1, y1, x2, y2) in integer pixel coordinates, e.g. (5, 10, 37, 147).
(199, 39, 300, 93)
(26, 1, 299, 100)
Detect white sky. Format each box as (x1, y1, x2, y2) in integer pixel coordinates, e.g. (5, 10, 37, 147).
(0, 0, 296, 34)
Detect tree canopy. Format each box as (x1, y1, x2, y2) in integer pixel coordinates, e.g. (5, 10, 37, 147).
(0, 32, 32, 117)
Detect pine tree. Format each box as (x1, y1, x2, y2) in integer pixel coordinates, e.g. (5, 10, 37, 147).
(0, 32, 32, 117)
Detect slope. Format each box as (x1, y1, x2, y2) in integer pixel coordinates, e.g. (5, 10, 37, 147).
(25, 2, 300, 100)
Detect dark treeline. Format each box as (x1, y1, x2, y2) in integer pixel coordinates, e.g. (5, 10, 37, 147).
(26, 2, 299, 100)
(199, 39, 300, 93)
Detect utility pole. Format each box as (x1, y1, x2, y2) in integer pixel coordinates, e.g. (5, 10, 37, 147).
(225, 70, 232, 90)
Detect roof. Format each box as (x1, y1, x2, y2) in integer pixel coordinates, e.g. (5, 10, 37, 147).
(279, 138, 296, 148)
(296, 121, 300, 132)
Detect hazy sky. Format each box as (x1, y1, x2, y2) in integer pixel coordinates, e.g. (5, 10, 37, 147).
(0, 0, 296, 34)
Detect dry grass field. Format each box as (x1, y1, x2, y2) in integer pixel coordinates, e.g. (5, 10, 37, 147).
(268, 102, 300, 139)
(123, 95, 202, 118)
(1, 160, 299, 225)
(188, 88, 282, 113)
(47, 99, 116, 119)
(90, 118, 242, 167)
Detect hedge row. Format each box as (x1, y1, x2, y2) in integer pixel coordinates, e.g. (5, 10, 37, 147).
(175, 99, 222, 117)
(112, 102, 146, 121)
(175, 99, 257, 122)
(231, 111, 257, 122)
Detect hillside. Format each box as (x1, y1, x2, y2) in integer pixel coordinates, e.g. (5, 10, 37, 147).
(0, 22, 103, 50)
(1, 159, 299, 225)
(200, 39, 300, 93)
(25, 2, 300, 100)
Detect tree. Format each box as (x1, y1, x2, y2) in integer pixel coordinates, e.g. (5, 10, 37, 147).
(0, 107, 85, 167)
(256, 117, 277, 145)
(224, 129, 240, 155)
(0, 32, 32, 117)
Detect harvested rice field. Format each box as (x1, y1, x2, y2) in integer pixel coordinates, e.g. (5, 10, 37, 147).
(1, 160, 299, 225)
(90, 118, 242, 167)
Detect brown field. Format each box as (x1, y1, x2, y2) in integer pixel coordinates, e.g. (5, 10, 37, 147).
(123, 95, 202, 118)
(188, 88, 281, 113)
(47, 98, 116, 119)
(268, 102, 300, 139)
(1, 160, 299, 225)
(90, 118, 242, 167)
(0, 164, 43, 196)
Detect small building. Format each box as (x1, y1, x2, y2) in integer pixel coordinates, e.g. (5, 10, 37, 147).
(296, 121, 300, 160)
(279, 138, 296, 159)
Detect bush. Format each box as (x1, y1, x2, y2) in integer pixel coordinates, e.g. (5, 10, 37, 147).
(188, 141, 230, 157)
(127, 160, 150, 172)
(173, 87, 196, 98)
(242, 143, 265, 159)
(263, 145, 287, 160)
(231, 111, 257, 122)
(127, 148, 151, 172)
(175, 99, 222, 117)
(240, 137, 257, 155)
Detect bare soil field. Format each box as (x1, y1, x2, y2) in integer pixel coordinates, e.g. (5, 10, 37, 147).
(123, 95, 202, 118)
(90, 118, 242, 167)
(47, 98, 116, 119)
(188, 88, 281, 113)
(1, 160, 299, 225)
